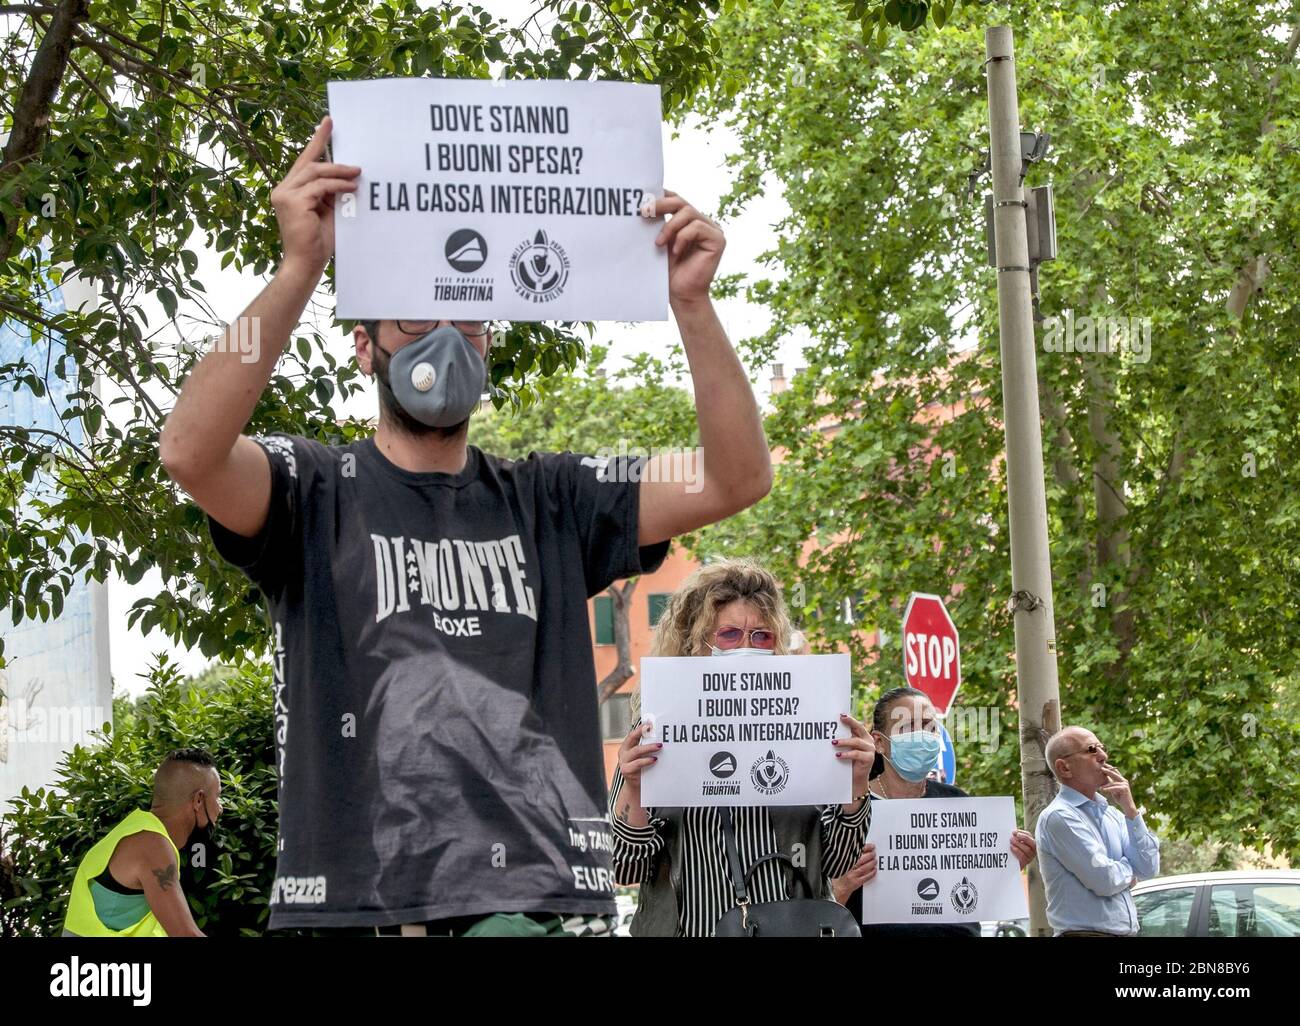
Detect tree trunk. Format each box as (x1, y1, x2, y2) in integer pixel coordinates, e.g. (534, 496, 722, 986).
(596, 578, 638, 704)
(1085, 342, 1135, 672)
(1038, 367, 1091, 590)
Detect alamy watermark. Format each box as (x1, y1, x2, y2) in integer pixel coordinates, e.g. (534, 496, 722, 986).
(50, 958, 151, 1006)
(881, 702, 1005, 754)
(177, 315, 261, 364)
(580, 441, 705, 493)
(2, 699, 107, 745)
(1041, 309, 1151, 364)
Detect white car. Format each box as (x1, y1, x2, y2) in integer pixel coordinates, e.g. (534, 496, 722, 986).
(1132, 870, 1300, 937)
(613, 894, 636, 937)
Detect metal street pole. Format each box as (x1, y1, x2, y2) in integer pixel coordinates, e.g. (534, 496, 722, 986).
(985, 24, 1062, 937)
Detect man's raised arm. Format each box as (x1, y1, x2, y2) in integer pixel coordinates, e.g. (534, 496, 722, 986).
(637, 192, 773, 546)
(159, 118, 359, 538)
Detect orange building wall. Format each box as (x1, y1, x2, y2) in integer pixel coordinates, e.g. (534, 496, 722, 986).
(593, 544, 700, 786)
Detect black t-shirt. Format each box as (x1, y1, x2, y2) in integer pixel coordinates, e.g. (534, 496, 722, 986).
(209, 434, 669, 928)
(847, 779, 982, 938)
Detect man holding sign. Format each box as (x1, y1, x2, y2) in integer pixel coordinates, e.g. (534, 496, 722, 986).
(158, 100, 772, 934)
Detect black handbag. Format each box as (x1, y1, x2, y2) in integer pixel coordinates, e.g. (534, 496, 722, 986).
(712, 806, 861, 938)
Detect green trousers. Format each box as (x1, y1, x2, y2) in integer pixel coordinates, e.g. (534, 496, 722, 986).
(300, 912, 585, 937)
(458, 913, 570, 937)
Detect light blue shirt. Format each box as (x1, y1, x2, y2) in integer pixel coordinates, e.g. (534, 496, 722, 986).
(1035, 785, 1160, 936)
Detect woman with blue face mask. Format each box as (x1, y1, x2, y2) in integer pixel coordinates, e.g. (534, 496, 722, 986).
(609, 558, 876, 936)
(832, 686, 1038, 937)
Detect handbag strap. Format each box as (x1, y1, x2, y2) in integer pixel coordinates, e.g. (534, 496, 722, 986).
(745, 852, 815, 899)
(720, 808, 818, 901)
(719, 806, 750, 905)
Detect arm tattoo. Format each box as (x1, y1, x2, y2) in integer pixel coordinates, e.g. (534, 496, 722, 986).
(151, 862, 177, 891)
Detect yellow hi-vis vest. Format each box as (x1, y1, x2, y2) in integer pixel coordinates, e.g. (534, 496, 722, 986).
(63, 809, 178, 937)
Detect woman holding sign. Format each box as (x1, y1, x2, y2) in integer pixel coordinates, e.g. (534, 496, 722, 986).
(609, 558, 875, 937)
(833, 686, 1037, 937)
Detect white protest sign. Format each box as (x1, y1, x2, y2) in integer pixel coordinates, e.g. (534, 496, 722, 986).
(639, 654, 852, 807)
(327, 78, 667, 321)
(860, 796, 1028, 924)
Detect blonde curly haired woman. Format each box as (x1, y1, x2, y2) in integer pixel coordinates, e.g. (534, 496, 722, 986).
(609, 557, 875, 936)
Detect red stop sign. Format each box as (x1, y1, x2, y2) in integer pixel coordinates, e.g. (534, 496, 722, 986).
(901, 593, 961, 715)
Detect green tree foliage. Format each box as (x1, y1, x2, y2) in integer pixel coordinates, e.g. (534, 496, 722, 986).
(0, 0, 722, 665)
(0, 656, 277, 937)
(471, 343, 698, 459)
(694, 0, 1300, 856)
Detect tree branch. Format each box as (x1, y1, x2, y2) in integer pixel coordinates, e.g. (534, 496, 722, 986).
(71, 29, 276, 179)
(0, 0, 89, 264)
(594, 0, 657, 81)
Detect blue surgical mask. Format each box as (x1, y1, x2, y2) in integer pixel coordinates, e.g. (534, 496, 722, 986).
(710, 646, 774, 657)
(884, 730, 942, 782)
(376, 325, 486, 428)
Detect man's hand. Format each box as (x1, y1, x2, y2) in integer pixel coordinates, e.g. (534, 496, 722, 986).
(1010, 828, 1037, 869)
(1098, 764, 1139, 818)
(651, 191, 725, 306)
(270, 117, 360, 277)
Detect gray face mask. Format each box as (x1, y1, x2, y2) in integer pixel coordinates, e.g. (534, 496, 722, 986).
(377, 325, 487, 428)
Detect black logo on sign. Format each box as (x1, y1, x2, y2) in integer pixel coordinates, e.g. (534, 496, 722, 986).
(709, 752, 737, 779)
(950, 877, 979, 914)
(445, 229, 488, 272)
(916, 878, 940, 901)
(750, 750, 790, 795)
(509, 229, 569, 302)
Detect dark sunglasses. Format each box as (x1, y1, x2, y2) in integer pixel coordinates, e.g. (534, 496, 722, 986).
(713, 626, 777, 650)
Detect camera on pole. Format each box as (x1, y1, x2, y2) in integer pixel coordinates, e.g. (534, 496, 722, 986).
(972, 131, 1056, 320)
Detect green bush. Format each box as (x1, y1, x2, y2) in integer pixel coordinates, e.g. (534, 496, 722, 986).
(0, 656, 278, 937)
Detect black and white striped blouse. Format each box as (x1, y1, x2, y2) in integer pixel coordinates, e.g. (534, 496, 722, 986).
(609, 765, 870, 937)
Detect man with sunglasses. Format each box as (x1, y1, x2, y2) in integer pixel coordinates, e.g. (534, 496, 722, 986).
(1036, 727, 1161, 936)
(159, 118, 772, 936)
